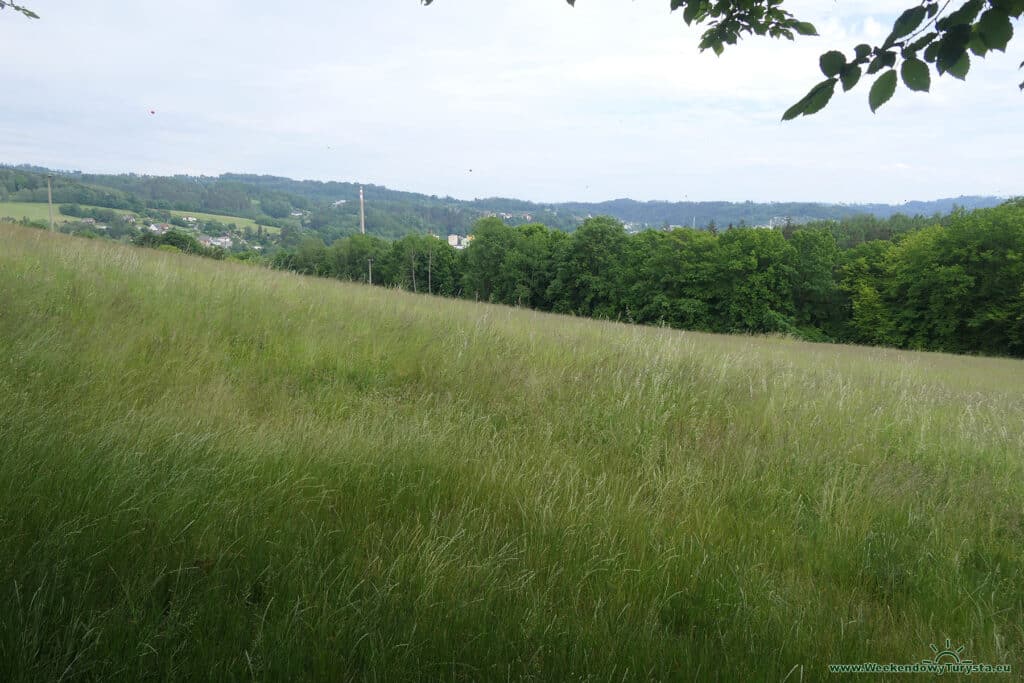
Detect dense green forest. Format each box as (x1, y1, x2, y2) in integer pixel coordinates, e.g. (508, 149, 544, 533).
(272, 201, 1024, 358)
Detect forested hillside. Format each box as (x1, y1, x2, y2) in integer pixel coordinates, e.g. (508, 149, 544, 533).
(0, 164, 1003, 244)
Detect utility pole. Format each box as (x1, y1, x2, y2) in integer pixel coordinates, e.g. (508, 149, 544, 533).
(46, 174, 55, 231)
(359, 186, 366, 235)
(367, 257, 373, 286)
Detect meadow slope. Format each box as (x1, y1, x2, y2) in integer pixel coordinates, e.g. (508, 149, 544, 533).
(1, 224, 1023, 681)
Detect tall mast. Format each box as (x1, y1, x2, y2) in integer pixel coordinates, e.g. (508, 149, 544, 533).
(47, 174, 55, 231)
(359, 186, 366, 235)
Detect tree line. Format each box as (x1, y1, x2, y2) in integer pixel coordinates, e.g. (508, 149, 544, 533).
(272, 200, 1024, 357)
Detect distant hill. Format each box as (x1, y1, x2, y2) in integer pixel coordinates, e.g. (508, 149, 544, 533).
(0, 164, 1006, 241)
(552, 195, 1006, 229)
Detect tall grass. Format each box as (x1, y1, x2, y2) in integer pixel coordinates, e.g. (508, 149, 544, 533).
(1, 223, 1022, 680)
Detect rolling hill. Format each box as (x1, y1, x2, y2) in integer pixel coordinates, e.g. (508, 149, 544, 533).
(1, 223, 1022, 679)
(1, 164, 1006, 242)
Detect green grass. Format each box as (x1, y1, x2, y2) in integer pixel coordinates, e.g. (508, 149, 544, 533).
(168, 209, 280, 234)
(0, 201, 86, 225)
(0, 201, 139, 227)
(1, 223, 1023, 680)
(0, 202, 280, 235)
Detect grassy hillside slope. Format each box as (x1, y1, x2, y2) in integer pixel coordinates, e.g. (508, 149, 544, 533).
(0, 201, 101, 226)
(168, 209, 278, 233)
(1, 224, 1023, 680)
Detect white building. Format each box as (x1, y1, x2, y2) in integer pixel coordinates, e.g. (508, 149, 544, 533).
(447, 234, 474, 250)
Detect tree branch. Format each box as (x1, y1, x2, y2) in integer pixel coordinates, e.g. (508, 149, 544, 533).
(0, 1, 39, 19)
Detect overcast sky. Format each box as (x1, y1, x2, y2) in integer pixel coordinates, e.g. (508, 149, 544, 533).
(1, 0, 1020, 204)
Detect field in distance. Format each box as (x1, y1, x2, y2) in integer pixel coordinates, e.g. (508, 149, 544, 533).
(0, 200, 86, 225)
(167, 209, 280, 234)
(0, 201, 279, 234)
(1, 223, 1022, 680)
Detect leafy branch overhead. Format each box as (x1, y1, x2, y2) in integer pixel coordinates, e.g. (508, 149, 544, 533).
(783, 0, 1021, 119)
(423, 0, 1022, 118)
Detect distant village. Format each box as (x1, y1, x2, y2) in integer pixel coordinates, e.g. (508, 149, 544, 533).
(37, 205, 276, 254)
(145, 220, 236, 249)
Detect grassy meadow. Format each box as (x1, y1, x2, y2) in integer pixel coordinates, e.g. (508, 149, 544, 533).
(1, 223, 1023, 680)
(0, 201, 81, 226)
(168, 209, 280, 234)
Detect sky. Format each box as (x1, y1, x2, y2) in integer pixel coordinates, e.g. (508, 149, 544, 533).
(0, 0, 1021, 204)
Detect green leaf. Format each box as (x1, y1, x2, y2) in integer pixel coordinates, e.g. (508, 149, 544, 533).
(889, 6, 927, 42)
(802, 78, 838, 116)
(968, 32, 989, 56)
(901, 57, 931, 91)
(906, 32, 938, 54)
(946, 51, 971, 80)
(935, 48, 959, 74)
(936, 24, 973, 77)
(793, 21, 818, 36)
(782, 78, 837, 121)
(867, 51, 897, 74)
(819, 51, 846, 77)
(854, 44, 872, 61)
(682, 2, 700, 24)
(840, 64, 862, 92)
(978, 9, 1014, 52)
(782, 100, 808, 122)
(869, 70, 898, 113)
(937, 0, 985, 31)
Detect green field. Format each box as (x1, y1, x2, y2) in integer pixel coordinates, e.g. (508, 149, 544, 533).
(169, 209, 281, 234)
(0, 201, 79, 225)
(0, 202, 280, 235)
(1, 223, 1022, 680)
(0, 201, 140, 227)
